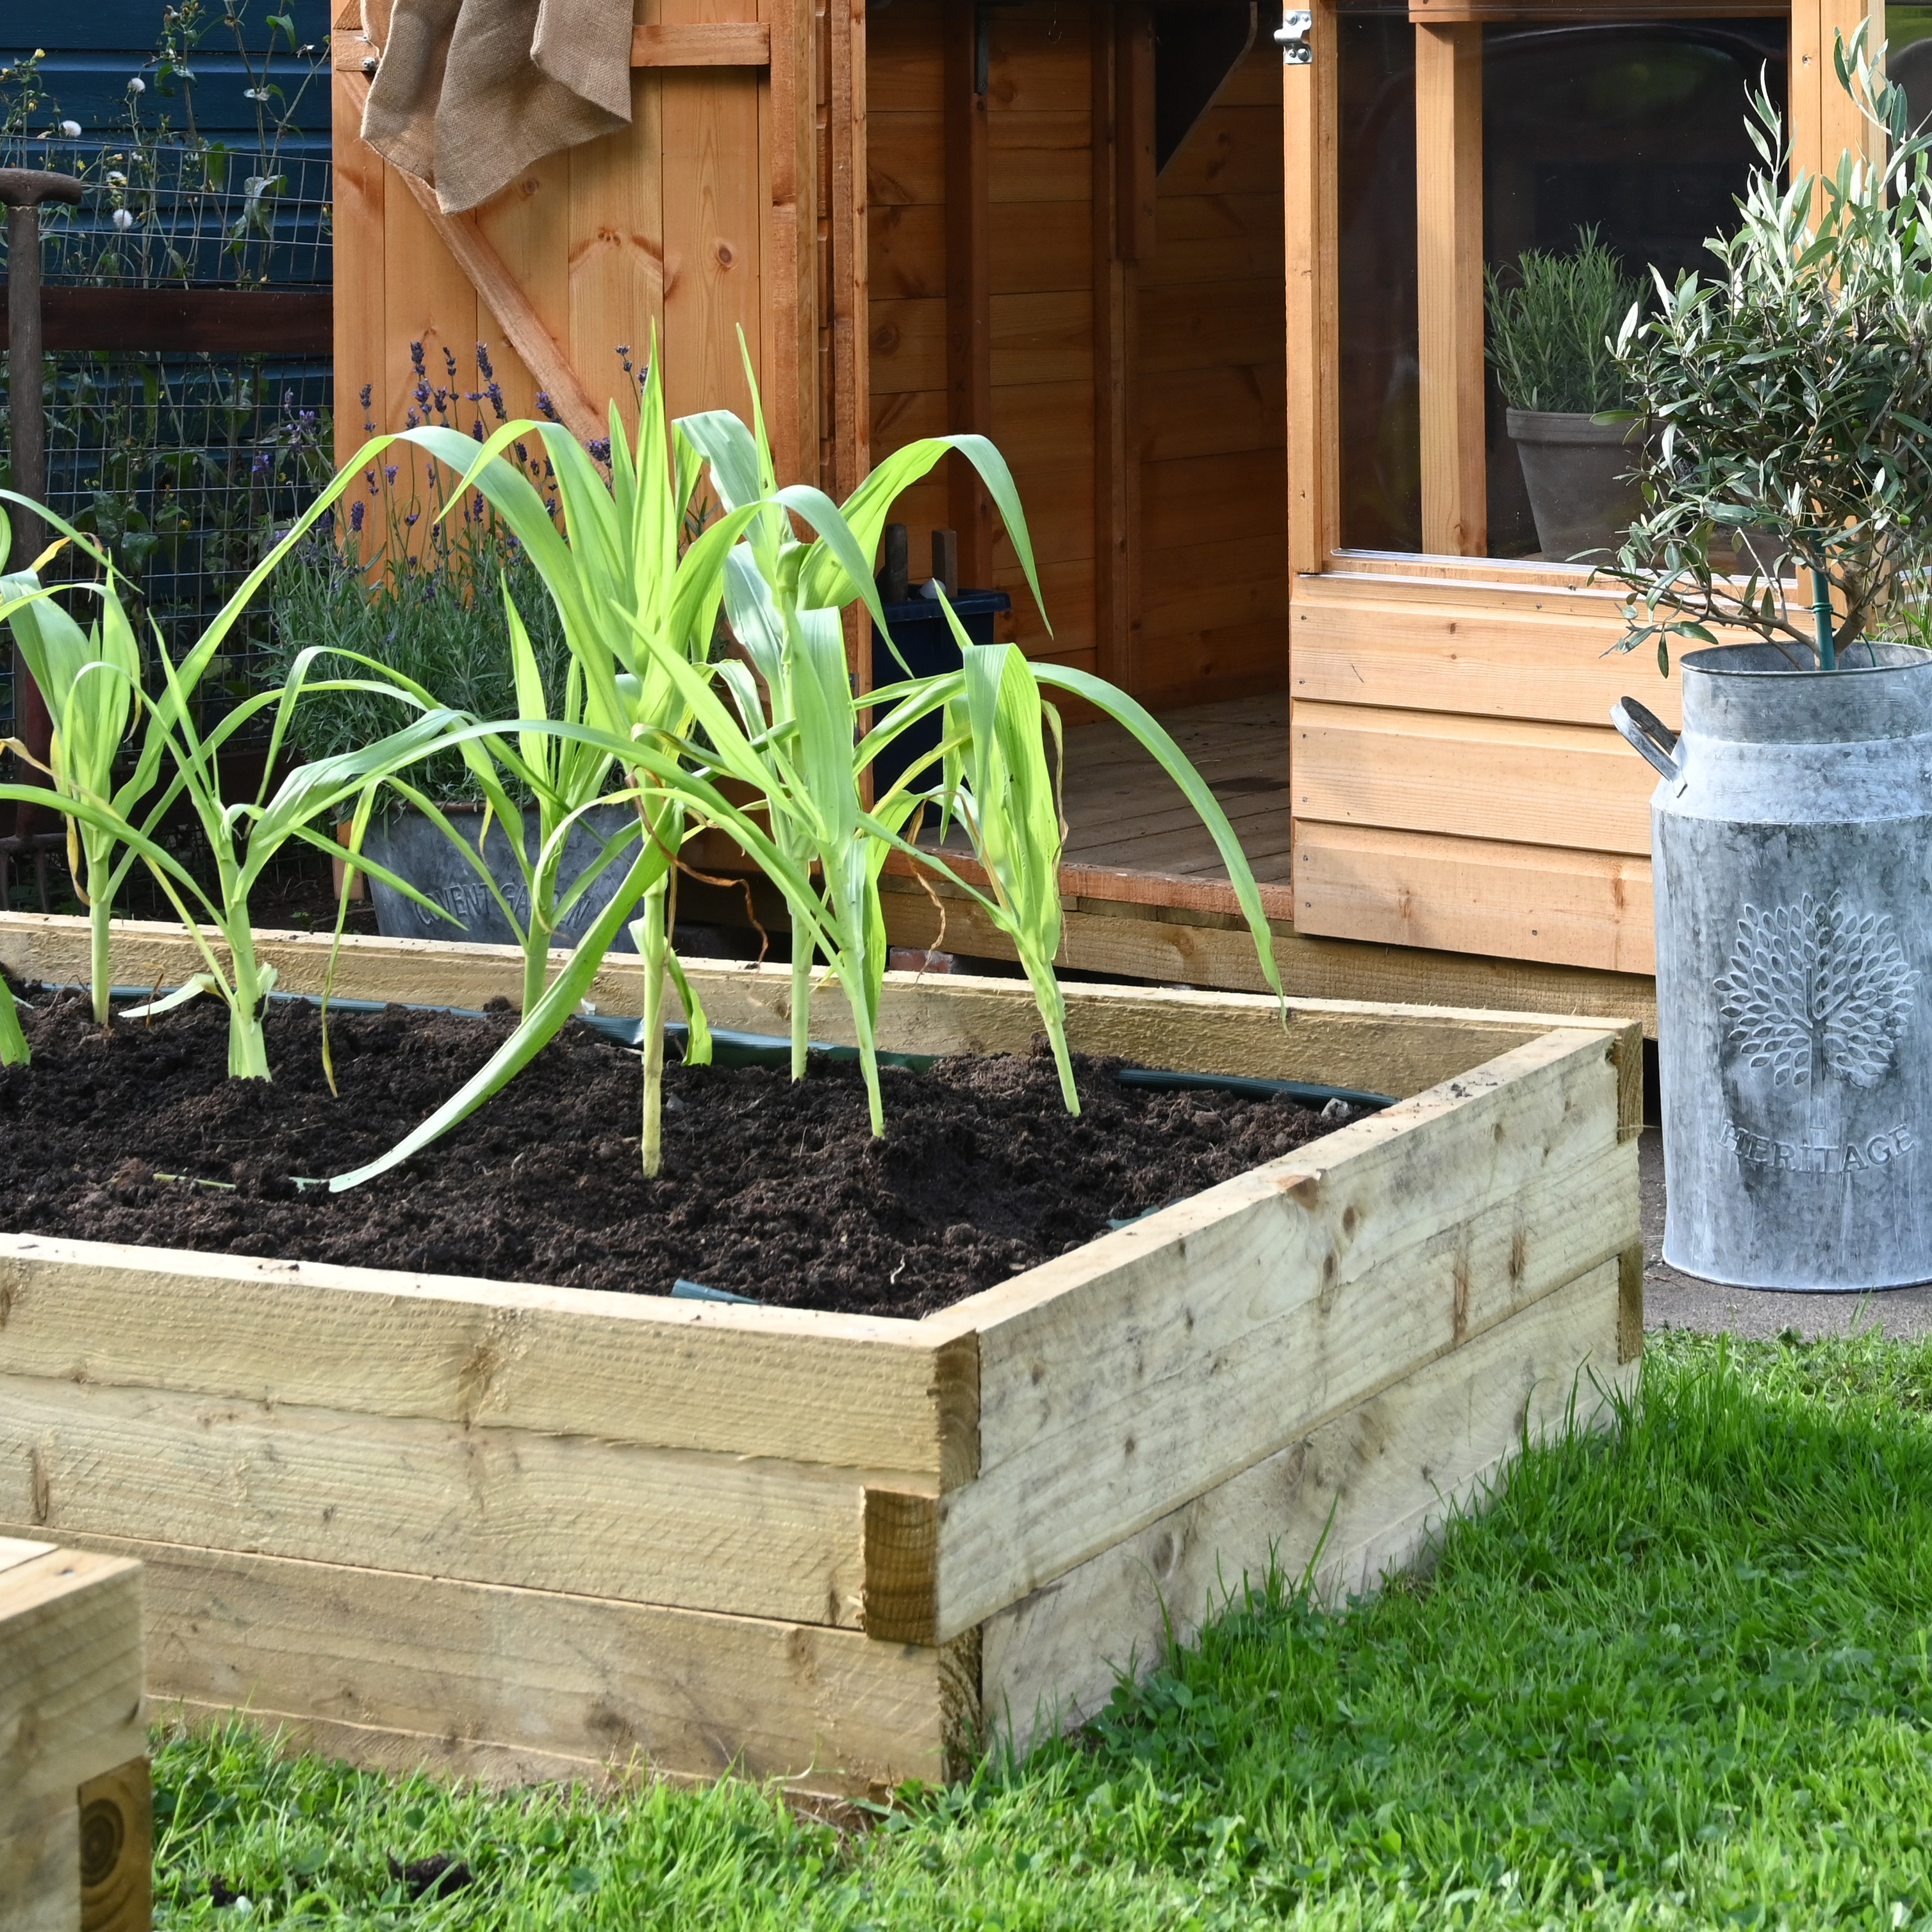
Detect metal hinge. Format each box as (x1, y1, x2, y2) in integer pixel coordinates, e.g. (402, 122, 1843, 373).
(1275, 9, 1313, 63)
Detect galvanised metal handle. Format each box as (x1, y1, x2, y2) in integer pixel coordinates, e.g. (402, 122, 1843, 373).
(1611, 697, 1681, 780)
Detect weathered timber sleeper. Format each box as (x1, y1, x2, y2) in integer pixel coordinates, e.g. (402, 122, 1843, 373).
(0, 914, 1642, 1797)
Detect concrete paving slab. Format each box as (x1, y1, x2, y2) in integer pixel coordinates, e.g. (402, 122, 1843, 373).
(1640, 1128, 1932, 1339)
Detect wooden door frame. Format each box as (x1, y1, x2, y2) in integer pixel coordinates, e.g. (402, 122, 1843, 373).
(1282, 0, 1876, 591)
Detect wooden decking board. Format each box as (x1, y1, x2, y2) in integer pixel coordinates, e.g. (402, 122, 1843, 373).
(916, 692, 1293, 889)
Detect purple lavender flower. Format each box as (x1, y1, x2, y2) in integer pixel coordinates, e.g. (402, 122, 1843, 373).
(475, 341, 495, 380)
(349, 500, 365, 533)
(385, 464, 398, 483)
(536, 391, 558, 422)
(485, 380, 506, 420)
(587, 436, 611, 463)
(359, 382, 373, 409)
(405, 508, 420, 527)
(409, 341, 427, 374)
(472, 418, 485, 442)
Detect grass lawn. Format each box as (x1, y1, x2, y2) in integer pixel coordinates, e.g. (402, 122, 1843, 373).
(151, 1328, 1932, 1929)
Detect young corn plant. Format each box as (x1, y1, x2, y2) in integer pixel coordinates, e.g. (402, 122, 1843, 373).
(326, 346, 836, 1185)
(0, 468, 484, 1077)
(0, 520, 147, 1026)
(864, 599, 1289, 1114)
(689, 351, 1285, 1123)
(356, 577, 637, 1019)
(677, 349, 1050, 1118)
(329, 345, 1289, 1188)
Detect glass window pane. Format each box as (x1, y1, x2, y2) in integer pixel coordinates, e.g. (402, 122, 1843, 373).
(1335, 6, 1787, 563)
(1339, 10, 1421, 554)
(1887, 4, 1932, 133)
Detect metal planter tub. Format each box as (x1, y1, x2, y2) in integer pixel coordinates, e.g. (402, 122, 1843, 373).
(1618, 643, 1932, 1290)
(357, 804, 643, 952)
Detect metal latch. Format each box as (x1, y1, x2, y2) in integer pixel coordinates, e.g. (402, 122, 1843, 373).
(1275, 9, 1313, 63)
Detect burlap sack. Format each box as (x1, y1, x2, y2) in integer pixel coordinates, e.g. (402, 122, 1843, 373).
(361, 0, 632, 215)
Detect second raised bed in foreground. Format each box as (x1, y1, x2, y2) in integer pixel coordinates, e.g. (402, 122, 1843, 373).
(0, 916, 1644, 1797)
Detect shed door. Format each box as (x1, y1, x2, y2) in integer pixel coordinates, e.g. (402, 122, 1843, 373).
(331, 0, 820, 481)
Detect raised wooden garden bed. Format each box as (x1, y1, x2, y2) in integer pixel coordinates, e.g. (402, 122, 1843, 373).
(0, 914, 1642, 1798)
(2, 1537, 149, 1932)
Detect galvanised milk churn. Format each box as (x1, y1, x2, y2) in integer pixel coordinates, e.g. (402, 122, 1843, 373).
(1614, 643, 1932, 1290)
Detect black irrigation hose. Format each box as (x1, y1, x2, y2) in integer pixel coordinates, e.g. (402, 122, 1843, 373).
(32, 983, 1398, 1111)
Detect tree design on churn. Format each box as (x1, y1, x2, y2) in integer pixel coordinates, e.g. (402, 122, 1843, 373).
(1716, 893, 1918, 1089)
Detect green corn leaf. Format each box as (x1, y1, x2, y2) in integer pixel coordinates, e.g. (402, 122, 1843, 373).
(0, 973, 28, 1067)
(1032, 665, 1286, 1012)
(665, 950, 714, 1066)
(327, 839, 672, 1193)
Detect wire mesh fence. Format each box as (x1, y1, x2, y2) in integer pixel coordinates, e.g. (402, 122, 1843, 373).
(5, 134, 331, 290)
(0, 131, 335, 741)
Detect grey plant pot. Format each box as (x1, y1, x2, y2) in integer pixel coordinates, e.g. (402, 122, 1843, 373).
(1505, 408, 1643, 565)
(358, 803, 642, 954)
(1614, 643, 1932, 1290)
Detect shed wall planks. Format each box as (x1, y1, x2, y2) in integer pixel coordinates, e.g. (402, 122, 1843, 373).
(1130, 34, 1289, 706)
(333, 0, 820, 486)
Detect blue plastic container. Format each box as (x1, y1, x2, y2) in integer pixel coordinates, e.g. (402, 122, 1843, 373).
(869, 587, 1011, 805)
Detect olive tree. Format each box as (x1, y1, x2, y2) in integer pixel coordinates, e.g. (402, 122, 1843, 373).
(1603, 30, 1932, 672)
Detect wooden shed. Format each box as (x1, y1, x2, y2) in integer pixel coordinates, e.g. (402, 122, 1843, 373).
(329, 0, 1881, 1026)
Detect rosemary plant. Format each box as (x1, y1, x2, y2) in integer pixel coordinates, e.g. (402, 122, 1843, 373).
(1485, 227, 1642, 415)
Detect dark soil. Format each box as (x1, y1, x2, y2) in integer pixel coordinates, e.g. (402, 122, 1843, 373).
(0, 985, 1354, 1317)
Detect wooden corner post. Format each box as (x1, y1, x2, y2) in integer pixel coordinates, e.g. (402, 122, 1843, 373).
(1414, 17, 1486, 558)
(1092, 5, 1134, 691)
(943, 0, 993, 588)
(829, 0, 870, 502)
(1283, 0, 1339, 581)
